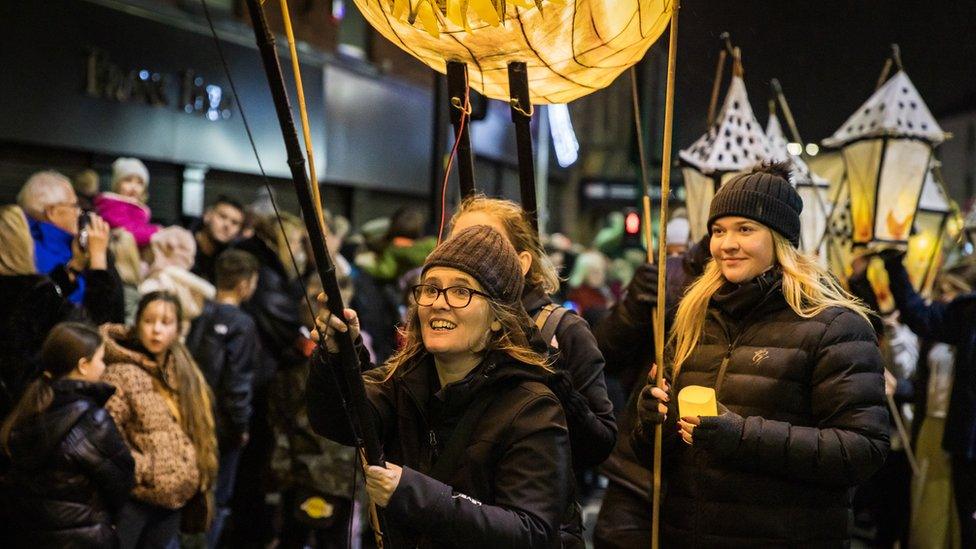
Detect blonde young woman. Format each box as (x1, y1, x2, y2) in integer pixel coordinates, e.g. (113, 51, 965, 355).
(308, 226, 572, 548)
(625, 163, 890, 547)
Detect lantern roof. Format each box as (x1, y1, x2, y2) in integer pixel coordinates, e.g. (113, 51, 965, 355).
(765, 112, 829, 188)
(679, 76, 772, 174)
(823, 71, 946, 148)
(917, 168, 951, 213)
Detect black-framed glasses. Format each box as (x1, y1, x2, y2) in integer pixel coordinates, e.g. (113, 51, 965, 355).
(411, 284, 491, 308)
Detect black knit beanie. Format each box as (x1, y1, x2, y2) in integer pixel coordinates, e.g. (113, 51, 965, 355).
(423, 225, 524, 305)
(707, 164, 803, 247)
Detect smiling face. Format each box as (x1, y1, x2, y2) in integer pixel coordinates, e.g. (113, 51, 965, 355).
(709, 216, 775, 284)
(136, 300, 180, 357)
(417, 267, 494, 360)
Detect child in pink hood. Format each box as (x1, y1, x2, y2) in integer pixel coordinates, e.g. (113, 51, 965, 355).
(94, 158, 160, 248)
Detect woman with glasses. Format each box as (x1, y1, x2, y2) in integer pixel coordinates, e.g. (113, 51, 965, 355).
(307, 225, 572, 548)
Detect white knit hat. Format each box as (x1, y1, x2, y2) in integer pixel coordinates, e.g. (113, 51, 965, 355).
(666, 217, 691, 246)
(111, 157, 150, 189)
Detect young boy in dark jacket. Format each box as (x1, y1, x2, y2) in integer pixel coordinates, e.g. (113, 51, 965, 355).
(0, 322, 135, 548)
(186, 249, 260, 546)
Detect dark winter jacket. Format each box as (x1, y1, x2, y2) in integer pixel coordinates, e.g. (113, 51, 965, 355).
(235, 236, 306, 384)
(594, 246, 707, 500)
(633, 274, 889, 547)
(307, 348, 572, 549)
(523, 285, 616, 470)
(884, 255, 976, 459)
(0, 271, 123, 416)
(2, 379, 135, 548)
(186, 300, 258, 445)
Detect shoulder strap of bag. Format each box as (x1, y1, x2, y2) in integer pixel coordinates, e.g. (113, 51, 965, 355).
(533, 303, 570, 348)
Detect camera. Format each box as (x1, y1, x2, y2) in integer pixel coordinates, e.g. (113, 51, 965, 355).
(78, 212, 91, 251)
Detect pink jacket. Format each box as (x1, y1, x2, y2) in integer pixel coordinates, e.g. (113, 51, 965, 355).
(94, 192, 160, 247)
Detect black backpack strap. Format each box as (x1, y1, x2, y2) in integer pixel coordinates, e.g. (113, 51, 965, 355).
(428, 388, 499, 484)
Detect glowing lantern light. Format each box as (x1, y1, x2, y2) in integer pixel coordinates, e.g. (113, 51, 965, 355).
(904, 166, 952, 295)
(679, 75, 772, 241)
(350, 0, 675, 103)
(823, 70, 948, 248)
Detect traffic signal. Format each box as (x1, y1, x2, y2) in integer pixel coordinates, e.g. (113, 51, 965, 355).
(623, 208, 642, 249)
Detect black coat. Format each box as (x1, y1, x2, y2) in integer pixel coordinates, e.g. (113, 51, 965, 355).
(307, 348, 572, 549)
(235, 236, 306, 384)
(0, 270, 123, 416)
(186, 300, 259, 444)
(634, 278, 889, 547)
(1, 380, 135, 548)
(885, 256, 976, 459)
(522, 285, 616, 470)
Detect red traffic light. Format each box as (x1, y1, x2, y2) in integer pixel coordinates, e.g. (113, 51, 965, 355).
(625, 211, 641, 235)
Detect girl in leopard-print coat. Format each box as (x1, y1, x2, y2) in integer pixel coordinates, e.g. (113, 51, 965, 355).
(101, 291, 218, 548)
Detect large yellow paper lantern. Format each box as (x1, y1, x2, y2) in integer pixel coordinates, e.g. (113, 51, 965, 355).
(679, 75, 772, 241)
(352, 0, 675, 103)
(904, 167, 951, 295)
(823, 70, 948, 247)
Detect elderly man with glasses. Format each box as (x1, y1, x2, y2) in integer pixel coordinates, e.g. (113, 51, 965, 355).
(16, 170, 122, 322)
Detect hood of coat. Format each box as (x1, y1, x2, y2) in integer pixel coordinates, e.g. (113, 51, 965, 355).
(521, 284, 553, 317)
(7, 379, 116, 469)
(101, 323, 179, 388)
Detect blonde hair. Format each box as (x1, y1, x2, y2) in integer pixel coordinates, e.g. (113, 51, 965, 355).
(379, 292, 551, 381)
(255, 212, 305, 279)
(0, 205, 37, 276)
(668, 231, 872, 381)
(568, 250, 608, 289)
(451, 195, 560, 294)
(110, 228, 142, 286)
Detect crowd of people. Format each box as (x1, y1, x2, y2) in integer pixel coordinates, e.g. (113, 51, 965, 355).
(0, 157, 973, 548)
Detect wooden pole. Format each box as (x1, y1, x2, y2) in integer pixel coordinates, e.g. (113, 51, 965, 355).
(630, 66, 654, 264)
(652, 1, 679, 547)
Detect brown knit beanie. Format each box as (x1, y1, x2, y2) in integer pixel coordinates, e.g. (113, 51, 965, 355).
(423, 225, 523, 305)
(707, 161, 803, 247)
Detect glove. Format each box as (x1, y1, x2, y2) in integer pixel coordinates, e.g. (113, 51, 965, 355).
(547, 369, 591, 421)
(877, 248, 906, 268)
(636, 374, 670, 428)
(693, 407, 745, 456)
(623, 262, 660, 319)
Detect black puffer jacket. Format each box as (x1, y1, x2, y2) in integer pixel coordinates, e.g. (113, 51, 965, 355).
(1, 379, 135, 548)
(235, 236, 306, 384)
(307, 348, 572, 548)
(523, 285, 616, 470)
(633, 275, 889, 547)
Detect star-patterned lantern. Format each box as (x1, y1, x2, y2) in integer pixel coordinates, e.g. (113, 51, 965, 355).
(679, 74, 772, 241)
(822, 70, 948, 248)
(904, 165, 952, 295)
(766, 112, 831, 256)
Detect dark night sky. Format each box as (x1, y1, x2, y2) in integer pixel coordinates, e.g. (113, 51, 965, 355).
(664, 0, 976, 149)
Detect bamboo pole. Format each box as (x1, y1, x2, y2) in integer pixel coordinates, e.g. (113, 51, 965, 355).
(630, 66, 654, 264)
(278, 0, 326, 234)
(651, 1, 679, 546)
